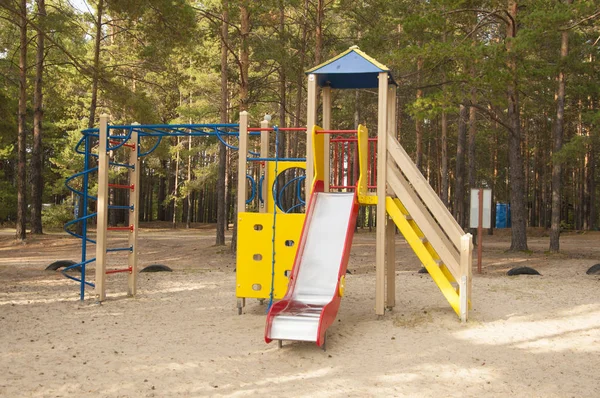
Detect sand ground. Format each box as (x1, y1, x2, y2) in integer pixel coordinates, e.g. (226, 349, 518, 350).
(0, 225, 599, 398)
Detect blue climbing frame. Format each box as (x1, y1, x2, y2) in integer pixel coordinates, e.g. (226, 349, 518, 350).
(64, 120, 307, 300)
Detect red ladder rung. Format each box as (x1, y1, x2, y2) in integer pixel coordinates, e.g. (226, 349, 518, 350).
(107, 225, 134, 232)
(108, 183, 135, 191)
(109, 140, 136, 150)
(106, 267, 132, 275)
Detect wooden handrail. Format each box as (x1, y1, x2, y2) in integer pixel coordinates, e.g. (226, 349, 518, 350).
(387, 132, 465, 248)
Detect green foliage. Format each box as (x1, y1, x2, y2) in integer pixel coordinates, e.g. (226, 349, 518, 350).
(41, 201, 75, 228)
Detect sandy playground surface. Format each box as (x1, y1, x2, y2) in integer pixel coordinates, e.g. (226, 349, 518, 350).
(0, 225, 599, 398)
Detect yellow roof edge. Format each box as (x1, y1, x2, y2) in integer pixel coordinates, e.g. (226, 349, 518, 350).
(305, 46, 390, 74)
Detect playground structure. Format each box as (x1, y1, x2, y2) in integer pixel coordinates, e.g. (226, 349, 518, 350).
(64, 47, 472, 348)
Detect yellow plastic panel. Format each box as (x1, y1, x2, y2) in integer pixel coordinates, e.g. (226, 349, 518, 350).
(236, 212, 305, 299)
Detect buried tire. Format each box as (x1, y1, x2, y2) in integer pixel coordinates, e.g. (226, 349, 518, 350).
(140, 264, 173, 273)
(507, 266, 541, 276)
(45, 260, 81, 272)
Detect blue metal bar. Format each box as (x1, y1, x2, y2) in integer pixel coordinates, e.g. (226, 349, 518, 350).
(259, 175, 264, 204)
(138, 135, 163, 157)
(80, 134, 91, 300)
(277, 175, 305, 212)
(245, 175, 256, 204)
(247, 157, 306, 162)
(107, 246, 133, 253)
(109, 161, 135, 169)
(61, 258, 96, 288)
(108, 205, 133, 210)
(107, 127, 133, 151)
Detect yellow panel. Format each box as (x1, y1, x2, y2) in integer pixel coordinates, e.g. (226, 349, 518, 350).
(236, 212, 305, 300)
(266, 161, 306, 214)
(385, 197, 461, 316)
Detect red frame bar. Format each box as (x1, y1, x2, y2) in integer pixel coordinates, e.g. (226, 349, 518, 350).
(108, 183, 135, 191)
(107, 225, 134, 232)
(109, 140, 136, 150)
(106, 267, 132, 275)
(315, 130, 357, 135)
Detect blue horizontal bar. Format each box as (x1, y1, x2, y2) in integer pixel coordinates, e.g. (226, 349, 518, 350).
(108, 205, 133, 210)
(107, 246, 133, 253)
(247, 157, 306, 162)
(109, 161, 135, 169)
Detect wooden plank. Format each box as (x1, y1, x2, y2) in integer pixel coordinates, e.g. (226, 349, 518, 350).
(375, 72, 388, 315)
(260, 119, 269, 213)
(385, 214, 395, 309)
(237, 112, 248, 214)
(322, 86, 331, 192)
(386, 197, 460, 316)
(459, 234, 473, 322)
(387, 160, 461, 278)
(127, 124, 140, 297)
(95, 114, 109, 302)
(306, 74, 317, 197)
(387, 133, 465, 247)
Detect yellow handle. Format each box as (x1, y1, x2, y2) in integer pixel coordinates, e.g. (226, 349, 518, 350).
(338, 275, 346, 297)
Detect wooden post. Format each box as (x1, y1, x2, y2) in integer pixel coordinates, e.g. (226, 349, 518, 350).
(322, 86, 331, 192)
(260, 118, 270, 213)
(477, 188, 483, 274)
(237, 112, 249, 215)
(385, 214, 395, 309)
(237, 112, 249, 314)
(375, 72, 389, 315)
(127, 123, 140, 297)
(306, 74, 318, 196)
(385, 82, 397, 310)
(459, 233, 473, 322)
(95, 114, 109, 302)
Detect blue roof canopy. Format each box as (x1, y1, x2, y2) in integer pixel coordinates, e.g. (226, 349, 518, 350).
(305, 47, 397, 89)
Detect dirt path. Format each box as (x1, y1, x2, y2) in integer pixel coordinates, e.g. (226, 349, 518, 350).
(0, 227, 598, 397)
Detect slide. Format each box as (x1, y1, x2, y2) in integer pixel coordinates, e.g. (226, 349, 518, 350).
(265, 182, 358, 347)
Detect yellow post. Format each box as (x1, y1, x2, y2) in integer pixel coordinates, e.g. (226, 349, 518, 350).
(95, 114, 109, 302)
(306, 74, 318, 197)
(127, 123, 140, 297)
(322, 86, 331, 192)
(375, 72, 389, 315)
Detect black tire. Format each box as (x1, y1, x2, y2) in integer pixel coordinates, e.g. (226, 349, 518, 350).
(418, 267, 429, 274)
(507, 266, 541, 276)
(45, 260, 81, 272)
(140, 264, 173, 273)
(586, 264, 600, 275)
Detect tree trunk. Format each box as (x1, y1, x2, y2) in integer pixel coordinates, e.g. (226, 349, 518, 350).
(216, 0, 229, 245)
(315, 0, 324, 64)
(16, 0, 27, 241)
(440, 111, 448, 206)
(294, 0, 309, 128)
(88, 0, 104, 128)
(506, 0, 528, 251)
(172, 138, 180, 229)
(549, 0, 572, 251)
(186, 137, 192, 229)
(415, 50, 423, 171)
(454, 104, 467, 228)
(30, 0, 46, 235)
(232, 0, 250, 252)
(467, 87, 477, 229)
